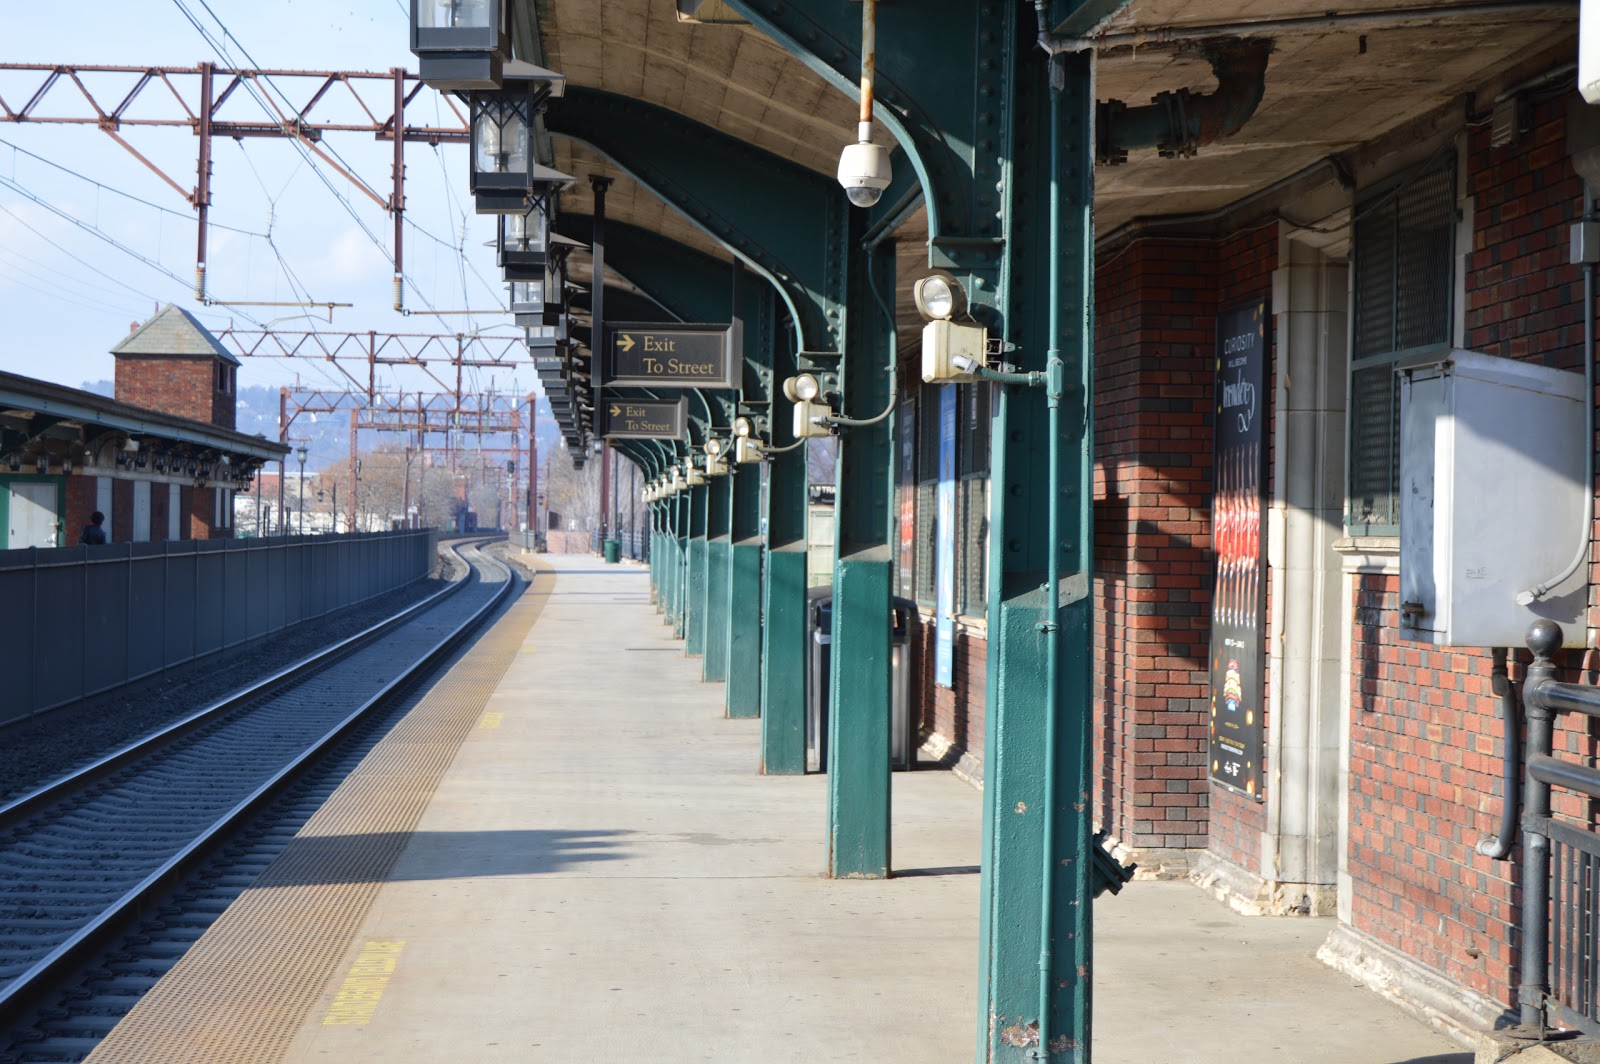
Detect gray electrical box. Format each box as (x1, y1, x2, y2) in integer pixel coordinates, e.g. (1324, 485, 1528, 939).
(1398, 350, 1588, 648)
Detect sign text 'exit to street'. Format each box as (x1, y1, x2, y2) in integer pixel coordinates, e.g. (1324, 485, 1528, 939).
(602, 322, 739, 390)
(599, 398, 688, 440)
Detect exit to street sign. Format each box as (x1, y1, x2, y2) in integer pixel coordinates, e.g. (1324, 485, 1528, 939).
(599, 397, 688, 440)
(601, 322, 740, 390)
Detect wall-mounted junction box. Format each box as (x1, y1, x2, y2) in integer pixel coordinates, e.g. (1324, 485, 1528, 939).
(1399, 350, 1588, 648)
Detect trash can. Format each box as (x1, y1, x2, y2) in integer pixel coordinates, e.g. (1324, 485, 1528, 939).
(806, 586, 833, 773)
(806, 589, 915, 774)
(603, 538, 621, 564)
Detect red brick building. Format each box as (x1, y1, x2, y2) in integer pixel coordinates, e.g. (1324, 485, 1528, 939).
(898, 39, 1592, 1044)
(0, 305, 285, 549)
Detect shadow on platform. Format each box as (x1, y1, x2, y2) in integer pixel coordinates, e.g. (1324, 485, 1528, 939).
(251, 828, 632, 887)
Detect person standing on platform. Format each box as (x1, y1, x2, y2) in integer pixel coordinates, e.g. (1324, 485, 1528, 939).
(78, 511, 107, 545)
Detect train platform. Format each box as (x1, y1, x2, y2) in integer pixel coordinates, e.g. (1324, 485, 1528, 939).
(87, 553, 1471, 1063)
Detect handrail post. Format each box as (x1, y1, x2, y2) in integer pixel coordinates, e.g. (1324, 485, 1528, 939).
(1520, 619, 1563, 1028)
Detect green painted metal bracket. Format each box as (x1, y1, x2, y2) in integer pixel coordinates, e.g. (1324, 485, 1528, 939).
(1046, 0, 1132, 38)
(718, 0, 1012, 270)
(546, 88, 850, 356)
(557, 215, 777, 409)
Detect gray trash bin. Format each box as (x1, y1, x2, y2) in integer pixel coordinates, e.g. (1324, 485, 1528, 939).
(806, 589, 915, 774)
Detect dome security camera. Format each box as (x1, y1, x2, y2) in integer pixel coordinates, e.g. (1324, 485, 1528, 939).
(837, 123, 891, 208)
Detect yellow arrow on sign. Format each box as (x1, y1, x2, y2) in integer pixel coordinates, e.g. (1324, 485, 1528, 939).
(617, 334, 636, 352)
(610, 405, 621, 416)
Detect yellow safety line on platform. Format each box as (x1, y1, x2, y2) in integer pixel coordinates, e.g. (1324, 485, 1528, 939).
(319, 939, 406, 1026)
(84, 552, 555, 1064)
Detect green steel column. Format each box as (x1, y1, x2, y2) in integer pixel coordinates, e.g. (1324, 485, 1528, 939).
(676, 488, 690, 638)
(726, 461, 764, 719)
(825, 234, 895, 880)
(654, 503, 667, 613)
(685, 483, 709, 656)
(760, 321, 810, 774)
(669, 488, 686, 637)
(726, 259, 769, 722)
(976, 23, 1100, 1064)
(703, 471, 732, 682)
(649, 503, 659, 605)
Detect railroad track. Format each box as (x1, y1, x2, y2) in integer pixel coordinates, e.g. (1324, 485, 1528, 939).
(0, 538, 519, 1059)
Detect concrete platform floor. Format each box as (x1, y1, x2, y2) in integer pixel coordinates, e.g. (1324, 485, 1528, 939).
(279, 554, 1471, 1063)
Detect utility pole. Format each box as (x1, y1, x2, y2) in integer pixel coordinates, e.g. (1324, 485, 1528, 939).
(527, 393, 538, 536)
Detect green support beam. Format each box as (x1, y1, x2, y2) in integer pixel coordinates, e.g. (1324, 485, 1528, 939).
(760, 321, 808, 773)
(547, 109, 846, 770)
(725, 271, 774, 720)
(717, 1, 1121, 1058)
(703, 447, 732, 682)
(547, 99, 849, 762)
(547, 90, 849, 356)
(825, 236, 896, 879)
(555, 216, 770, 699)
(719, 0, 1006, 270)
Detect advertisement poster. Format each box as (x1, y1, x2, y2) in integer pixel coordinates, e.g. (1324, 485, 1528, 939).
(1208, 301, 1267, 801)
(935, 385, 956, 688)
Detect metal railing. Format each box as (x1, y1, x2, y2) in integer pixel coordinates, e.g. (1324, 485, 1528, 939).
(618, 529, 649, 562)
(0, 529, 437, 727)
(508, 529, 546, 552)
(1520, 620, 1600, 1036)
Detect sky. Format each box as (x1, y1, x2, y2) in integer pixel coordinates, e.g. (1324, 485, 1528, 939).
(0, 0, 531, 409)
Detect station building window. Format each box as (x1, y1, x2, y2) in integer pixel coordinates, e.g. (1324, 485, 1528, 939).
(913, 381, 939, 606)
(957, 383, 992, 618)
(907, 380, 991, 619)
(1347, 153, 1457, 535)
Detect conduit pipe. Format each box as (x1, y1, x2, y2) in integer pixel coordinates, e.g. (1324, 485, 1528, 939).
(1475, 648, 1520, 860)
(827, 241, 897, 429)
(1088, 1, 1575, 48)
(1517, 181, 1595, 605)
(1031, 5, 1071, 1057)
(1097, 38, 1273, 165)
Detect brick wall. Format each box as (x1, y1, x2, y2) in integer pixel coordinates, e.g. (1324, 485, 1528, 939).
(1094, 234, 1231, 852)
(910, 613, 987, 772)
(151, 481, 171, 542)
(110, 480, 133, 544)
(114, 357, 235, 430)
(1344, 93, 1594, 1010)
(187, 484, 212, 541)
(64, 476, 96, 544)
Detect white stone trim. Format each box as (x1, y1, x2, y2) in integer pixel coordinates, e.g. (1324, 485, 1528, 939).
(1188, 848, 1336, 916)
(1317, 922, 1508, 1051)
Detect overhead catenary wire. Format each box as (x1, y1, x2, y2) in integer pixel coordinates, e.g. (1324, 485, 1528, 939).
(0, 137, 267, 239)
(168, 0, 449, 321)
(0, 199, 165, 304)
(0, 173, 268, 328)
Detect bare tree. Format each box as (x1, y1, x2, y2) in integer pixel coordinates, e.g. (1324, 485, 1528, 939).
(546, 444, 602, 532)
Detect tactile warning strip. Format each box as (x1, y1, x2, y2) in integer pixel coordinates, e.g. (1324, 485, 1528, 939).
(84, 556, 555, 1064)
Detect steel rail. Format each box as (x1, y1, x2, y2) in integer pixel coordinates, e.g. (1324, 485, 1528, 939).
(0, 538, 518, 1027)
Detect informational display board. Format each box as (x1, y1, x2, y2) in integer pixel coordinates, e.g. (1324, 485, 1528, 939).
(1208, 301, 1268, 801)
(598, 398, 688, 440)
(601, 322, 740, 390)
(935, 384, 956, 689)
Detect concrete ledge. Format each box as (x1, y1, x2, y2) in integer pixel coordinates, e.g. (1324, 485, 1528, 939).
(1188, 848, 1338, 916)
(1476, 1034, 1600, 1064)
(1317, 922, 1512, 1051)
(1104, 838, 1195, 881)
(918, 730, 985, 790)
